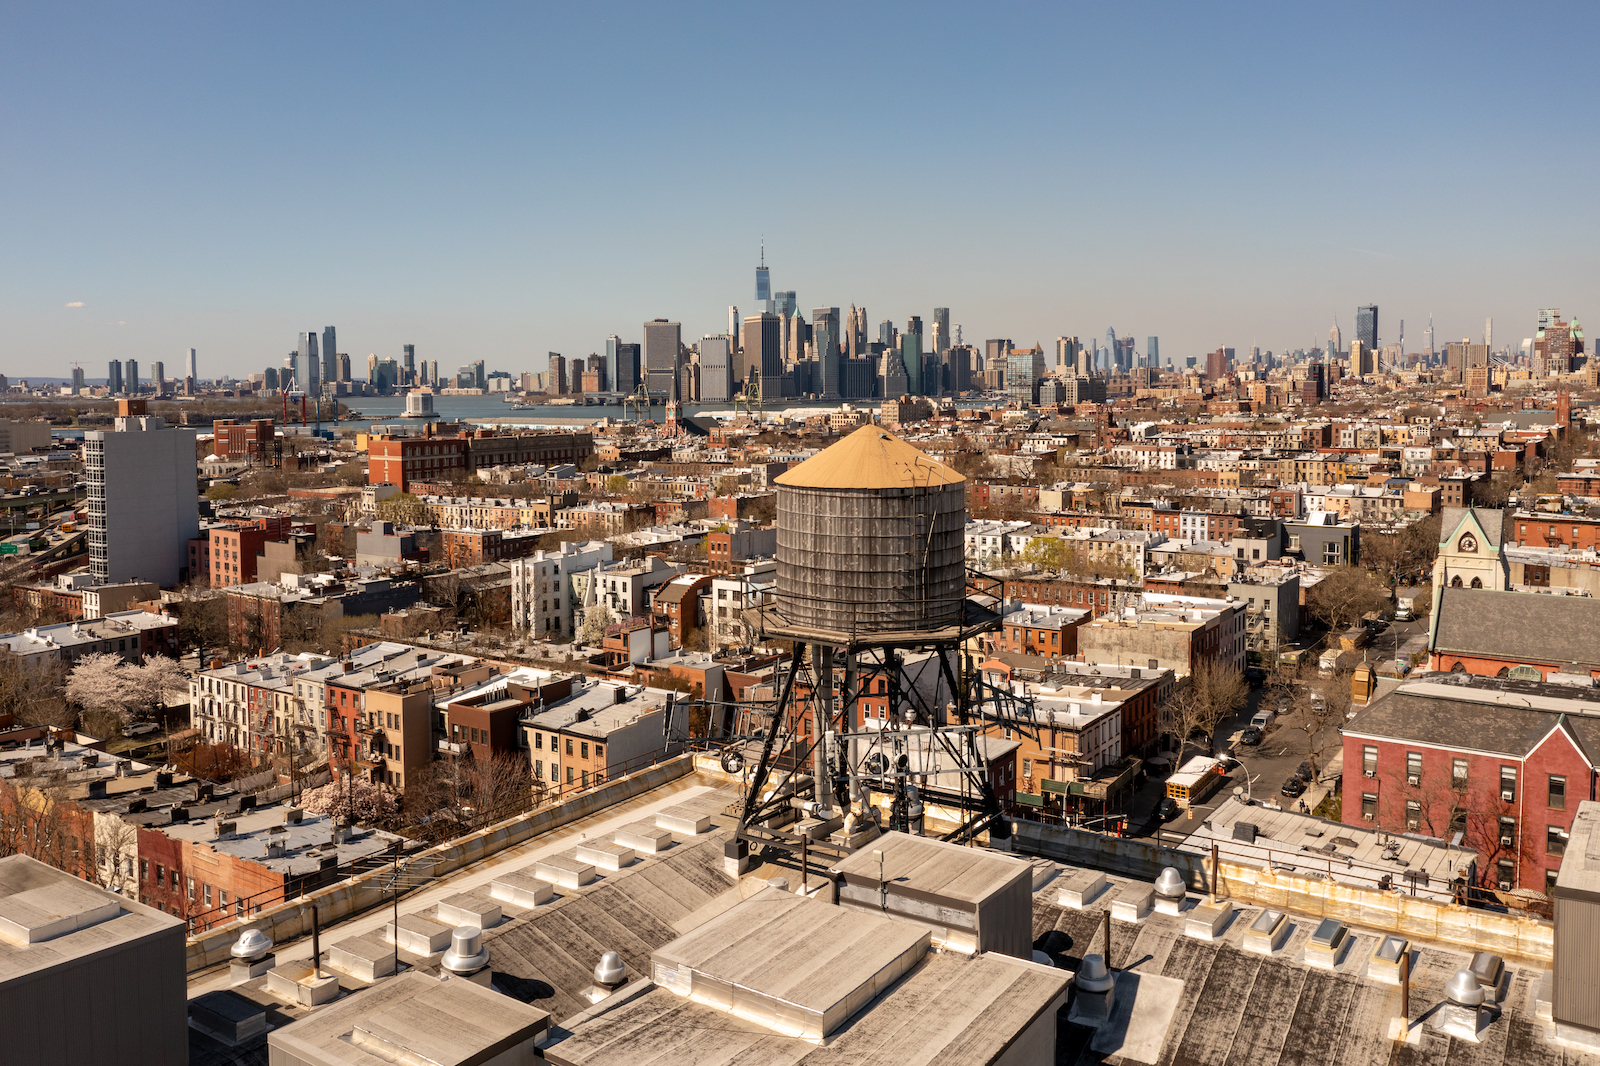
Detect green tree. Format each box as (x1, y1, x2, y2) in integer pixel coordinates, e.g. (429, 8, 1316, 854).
(204, 483, 240, 501)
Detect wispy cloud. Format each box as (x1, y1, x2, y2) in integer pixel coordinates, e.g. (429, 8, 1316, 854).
(64, 301, 85, 308)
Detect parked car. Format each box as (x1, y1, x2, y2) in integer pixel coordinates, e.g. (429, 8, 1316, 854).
(123, 722, 159, 738)
(1157, 797, 1180, 821)
(1294, 761, 1314, 782)
(1279, 776, 1307, 798)
(1240, 726, 1264, 746)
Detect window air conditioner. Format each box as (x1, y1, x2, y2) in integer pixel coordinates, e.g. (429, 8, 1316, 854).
(1362, 813, 1374, 821)
(1363, 769, 1376, 778)
(1498, 881, 1513, 891)
(1501, 790, 1515, 802)
(1500, 836, 1514, 847)
(1407, 775, 1420, 786)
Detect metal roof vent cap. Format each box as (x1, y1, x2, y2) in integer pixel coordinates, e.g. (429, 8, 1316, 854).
(767, 877, 790, 892)
(442, 926, 490, 976)
(1446, 969, 1486, 1007)
(231, 928, 271, 962)
(1076, 953, 1114, 993)
(1154, 867, 1186, 900)
(593, 950, 625, 988)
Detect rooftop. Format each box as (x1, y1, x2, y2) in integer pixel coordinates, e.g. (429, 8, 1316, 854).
(775, 425, 963, 490)
(0, 854, 184, 985)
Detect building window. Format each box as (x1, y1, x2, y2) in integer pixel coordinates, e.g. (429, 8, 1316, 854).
(1405, 801, 1421, 830)
(1361, 793, 1377, 819)
(1549, 775, 1566, 811)
(566, 766, 574, 784)
(566, 738, 573, 756)
(1548, 826, 1568, 856)
(1452, 759, 1469, 790)
(1499, 767, 1516, 803)
(140, 859, 148, 881)
(581, 742, 589, 760)
(1499, 816, 1517, 850)
(595, 745, 604, 762)
(187, 877, 196, 900)
(535, 732, 543, 750)
(156, 864, 165, 887)
(1362, 746, 1378, 776)
(534, 760, 543, 779)
(204, 884, 212, 907)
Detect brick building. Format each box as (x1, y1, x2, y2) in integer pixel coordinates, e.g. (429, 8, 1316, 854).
(1343, 675, 1600, 894)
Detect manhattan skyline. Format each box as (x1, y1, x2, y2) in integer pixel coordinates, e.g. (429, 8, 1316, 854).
(3, 2, 1596, 377)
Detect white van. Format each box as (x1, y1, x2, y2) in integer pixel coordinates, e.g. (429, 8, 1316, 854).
(1250, 709, 1275, 730)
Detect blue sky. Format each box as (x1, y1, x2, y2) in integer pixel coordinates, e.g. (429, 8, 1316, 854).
(3, 2, 1597, 380)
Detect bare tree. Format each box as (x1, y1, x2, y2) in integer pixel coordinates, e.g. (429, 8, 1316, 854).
(1166, 659, 1249, 759)
(92, 817, 139, 895)
(1295, 670, 1351, 779)
(471, 752, 533, 819)
(1305, 566, 1388, 634)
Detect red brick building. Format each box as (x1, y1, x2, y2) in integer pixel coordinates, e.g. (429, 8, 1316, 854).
(1428, 588, 1600, 681)
(209, 516, 300, 588)
(212, 418, 279, 466)
(1343, 675, 1600, 894)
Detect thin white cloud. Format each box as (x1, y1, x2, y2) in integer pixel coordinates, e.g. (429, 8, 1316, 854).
(64, 301, 85, 308)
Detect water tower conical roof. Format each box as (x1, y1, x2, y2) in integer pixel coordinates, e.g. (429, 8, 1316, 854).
(774, 425, 964, 490)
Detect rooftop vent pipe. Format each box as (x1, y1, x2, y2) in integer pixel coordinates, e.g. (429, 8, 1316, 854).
(442, 926, 490, 980)
(593, 950, 625, 990)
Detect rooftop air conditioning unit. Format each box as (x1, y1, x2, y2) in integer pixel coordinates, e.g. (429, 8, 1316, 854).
(1501, 790, 1515, 802)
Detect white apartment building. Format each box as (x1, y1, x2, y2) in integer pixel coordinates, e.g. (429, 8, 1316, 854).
(709, 560, 776, 648)
(509, 540, 613, 637)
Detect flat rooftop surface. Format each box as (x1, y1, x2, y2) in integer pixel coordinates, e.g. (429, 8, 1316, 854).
(827, 830, 1032, 905)
(267, 971, 548, 1066)
(0, 854, 184, 983)
(546, 948, 1067, 1066)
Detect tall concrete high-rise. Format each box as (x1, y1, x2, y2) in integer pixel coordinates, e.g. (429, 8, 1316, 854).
(1055, 337, 1077, 374)
(907, 315, 923, 339)
(1105, 328, 1117, 370)
(402, 344, 416, 385)
(642, 319, 682, 397)
(727, 308, 739, 352)
(755, 244, 771, 312)
(1485, 318, 1493, 350)
(775, 290, 797, 318)
(933, 308, 950, 354)
(1356, 305, 1378, 351)
(855, 306, 869, 352)
(1425, 315, 1434, 361)
(1147, 337, 1159, 369)
(123, 359, 139, 394)
(71, 367, 85, 394)
(322, 326, 338, 385)
(151, 362, 165, 391)
(700, 334, 733, 402)
(186, 348, 197, 382)
(744, 312, 781, 394)
(813, 307, 840, 398)
(85, 399, 200, 586)
(106, 361, 123, 394)
(338, 353, 351, 382)
(878, 320, 895, 349)
(1328, 320, 1342, 359)
(548, 353, 567, 395)
(605, 335, 620, 394)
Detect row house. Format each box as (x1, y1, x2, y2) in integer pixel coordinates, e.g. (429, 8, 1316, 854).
(990, 603, 1091, 659)
(709, 560, 775, 649)
(0, 610, 180, 671)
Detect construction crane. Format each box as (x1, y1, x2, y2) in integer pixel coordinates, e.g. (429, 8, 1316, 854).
(622, 382, 653, 423)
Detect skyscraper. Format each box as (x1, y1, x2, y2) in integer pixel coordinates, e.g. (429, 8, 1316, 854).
(322, 326, 338, 385)
(338, 353, 351, 382)
(605, 336, 620, 394)
(744, 312, 781, 395)
(933, 308, 950, 354)
(614, 343, 641, 396)
(642, 319, 682, 398)
(1055, 337, 1078, 375)
(727, 308, 739, 353)
(1356, 305, 1378, 351)
(107, 361, 123, 394)
(700, 334, 733, 402)
(402, 343, 416, 385)
(813, 307, 840, 399)
(151, 362, 165, 391)
(1328, 321, 1342, 359)
(295, 331, 320, 393)
(1147, 337, 1159, 369)
(1205, 348, 1226, 380)
(878, 320, 895, 349)
(123, 359, 139, 394)
(186, 347, 197, 382)
(755, 245, 771, 312)
(774, 290, 797, 318)
(1105, 328, 1117, 370)
(1485, 318, 1493, 350)
(548, 353, 567, 395)
(900, 331, 922, 395)
(70, 367, 84, 395)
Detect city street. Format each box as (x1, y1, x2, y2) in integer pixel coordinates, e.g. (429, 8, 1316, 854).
(1121, 614, 1429, 843)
